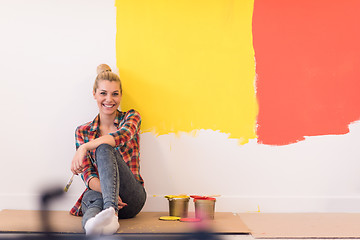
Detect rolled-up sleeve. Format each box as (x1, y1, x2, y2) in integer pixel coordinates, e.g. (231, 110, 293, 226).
(75, 127, 98, 189)
(109, 109, 141, 147)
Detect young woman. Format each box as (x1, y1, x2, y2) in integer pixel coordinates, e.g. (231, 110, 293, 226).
(70, 64, 146, 235)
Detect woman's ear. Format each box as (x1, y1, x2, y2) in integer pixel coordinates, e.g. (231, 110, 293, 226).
(93, 90, 96, 99)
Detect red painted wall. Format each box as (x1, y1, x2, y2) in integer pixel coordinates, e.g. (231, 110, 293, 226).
(254, 0, 360, 145)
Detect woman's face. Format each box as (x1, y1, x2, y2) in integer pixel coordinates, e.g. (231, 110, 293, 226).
(93, 80, 122, 116)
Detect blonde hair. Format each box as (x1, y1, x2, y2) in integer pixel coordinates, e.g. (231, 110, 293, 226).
(93, 64, 122, 94)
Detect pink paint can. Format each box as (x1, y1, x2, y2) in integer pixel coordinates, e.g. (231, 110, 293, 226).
(193, 197, 216, 220)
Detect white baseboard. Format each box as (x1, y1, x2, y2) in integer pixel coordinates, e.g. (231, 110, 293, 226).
(2, 194, 360, 213)
(142, 195, 360, 213)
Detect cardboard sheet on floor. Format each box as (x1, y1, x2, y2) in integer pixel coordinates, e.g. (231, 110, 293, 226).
(0, 210, 250, 234)
(239, 213, 360, 238)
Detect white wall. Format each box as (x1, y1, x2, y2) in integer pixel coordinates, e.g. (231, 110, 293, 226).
(0, 0, 117, 211)
(1, 0, 360, 213)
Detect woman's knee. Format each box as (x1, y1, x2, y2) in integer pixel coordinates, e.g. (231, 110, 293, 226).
(118, 190, 146, 219)
(118, 207, 139, 219)
(118, 201, 145, 219)
(81, 190, 103, 212)
(95, 143, 114, 156)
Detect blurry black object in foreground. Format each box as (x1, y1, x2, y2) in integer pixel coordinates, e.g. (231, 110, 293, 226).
(0, 186, 225, 240)
(40, 187, 64, 233)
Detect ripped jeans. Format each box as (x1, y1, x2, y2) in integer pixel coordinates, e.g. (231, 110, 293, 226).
(81, 144, 146, 228)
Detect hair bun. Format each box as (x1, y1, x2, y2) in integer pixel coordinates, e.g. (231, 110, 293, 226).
(97, 64, 112, 74)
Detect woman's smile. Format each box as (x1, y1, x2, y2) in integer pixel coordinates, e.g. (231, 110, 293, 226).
(102, 103, 116, 109)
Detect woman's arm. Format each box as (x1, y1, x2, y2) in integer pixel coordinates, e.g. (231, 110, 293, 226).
(71, 134, 115, 175)
(82, 134, 116, 151)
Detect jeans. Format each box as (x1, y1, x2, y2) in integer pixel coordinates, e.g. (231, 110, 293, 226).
(81, 144, 146, 228)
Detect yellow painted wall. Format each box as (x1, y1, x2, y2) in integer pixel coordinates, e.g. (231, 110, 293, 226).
(116, 0, 257, 144)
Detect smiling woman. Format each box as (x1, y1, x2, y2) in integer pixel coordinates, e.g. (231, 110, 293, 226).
(69, 64, 146, 235)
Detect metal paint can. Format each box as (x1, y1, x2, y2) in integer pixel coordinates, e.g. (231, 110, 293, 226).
(194, 198, 216, 220)
(168, 197, 190, 218)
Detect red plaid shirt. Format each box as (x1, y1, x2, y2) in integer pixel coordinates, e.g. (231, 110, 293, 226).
(70, 109, 144, 216)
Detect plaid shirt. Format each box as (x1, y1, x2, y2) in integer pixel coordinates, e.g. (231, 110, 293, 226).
(70, 109, 144, 216)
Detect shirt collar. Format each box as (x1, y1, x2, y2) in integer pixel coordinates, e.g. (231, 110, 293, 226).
(89, 110, 122, 132)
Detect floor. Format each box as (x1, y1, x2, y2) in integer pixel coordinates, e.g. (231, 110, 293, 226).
(2, 211, 360, 240)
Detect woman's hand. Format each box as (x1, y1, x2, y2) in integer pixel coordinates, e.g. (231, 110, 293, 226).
(71, 144, 87, 175)
(118, 196, 127, 210)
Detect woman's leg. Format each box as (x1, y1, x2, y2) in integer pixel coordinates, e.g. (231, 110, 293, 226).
(81, 190, 103, 229)
(95, 144, 120, 212)
(81, 190, 116, 235)
(82, 144, 119, 235)
(114, 149, 146, 219)
(95, 143, 146, 219)
(81, 144, 121, 235)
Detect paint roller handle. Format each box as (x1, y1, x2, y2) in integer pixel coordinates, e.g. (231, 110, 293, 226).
(64, 173, 75, 192)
